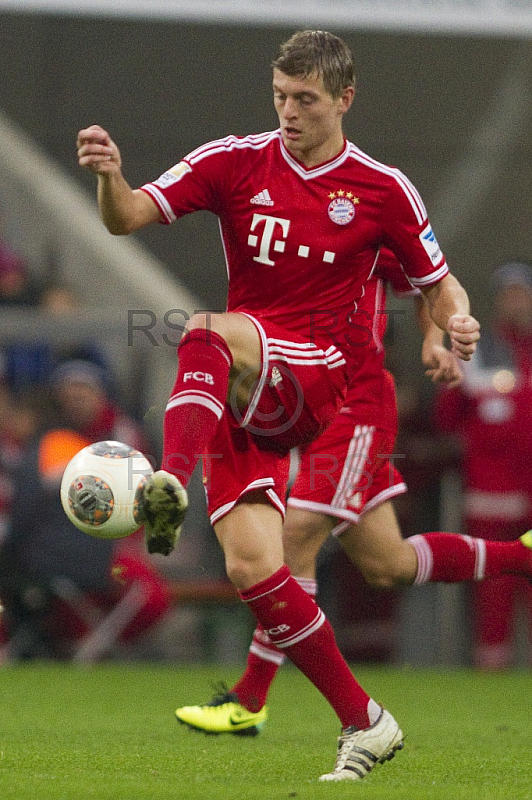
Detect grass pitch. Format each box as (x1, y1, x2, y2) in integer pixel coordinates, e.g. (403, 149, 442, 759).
(0, 662, 531, 799)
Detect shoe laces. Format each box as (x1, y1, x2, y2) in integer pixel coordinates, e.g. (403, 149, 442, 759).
(333, 727, 360, 771)
(208, 682, 238, 707)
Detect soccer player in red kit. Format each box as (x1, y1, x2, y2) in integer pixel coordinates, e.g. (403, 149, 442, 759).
(174, 250, 462, 733)
(176, 255, 532, 734)
(77, 30, 479, 781)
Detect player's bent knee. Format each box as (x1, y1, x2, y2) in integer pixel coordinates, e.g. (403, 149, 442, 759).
(224, 556, 281, 593)
(186, 312, 223, 334)
(363, 571, 398, 590)
(358, 562, 412, 589)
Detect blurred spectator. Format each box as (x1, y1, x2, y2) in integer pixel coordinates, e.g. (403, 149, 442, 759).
(0, 235, 41, 308)
(0, 384, 51, 546)
(0, 225, 50, 390)
(0, 206, 111, 391)
(0, 383, 57, 653)
(50, 359, 142, 448)
(436, 261, 532, 669)
(0, 360, 172, 661)
(0, 384, 16, 544)
(0, 264, 110, 392)
(39, 284, 113, 377)
(40, 284, 80, 314)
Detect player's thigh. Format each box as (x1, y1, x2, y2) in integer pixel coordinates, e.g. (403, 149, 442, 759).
(283, 506, 336, 577)
(214, 491, 285, 590)
(339, 500, 417, 587)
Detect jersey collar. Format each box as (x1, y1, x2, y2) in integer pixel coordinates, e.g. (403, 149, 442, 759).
(277, 131, 350, 180)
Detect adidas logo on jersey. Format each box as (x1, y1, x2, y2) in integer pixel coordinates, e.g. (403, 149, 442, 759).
(250, 189, 274, 206)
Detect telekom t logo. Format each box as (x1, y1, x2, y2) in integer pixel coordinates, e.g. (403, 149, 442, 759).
(247, 213, 291, 266)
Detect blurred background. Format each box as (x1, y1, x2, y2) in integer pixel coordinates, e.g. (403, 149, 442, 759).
(0, 0, 531, 669)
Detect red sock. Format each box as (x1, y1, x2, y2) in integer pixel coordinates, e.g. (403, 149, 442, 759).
(231, 577, 317, 712)
(162, 329, 232, 487)
(239, 566, 379, 729)
(483, 538, 532, 578)
(410, 532, 532, 583)
(472, 577, 516, 669)
(231, 649, 280, 713)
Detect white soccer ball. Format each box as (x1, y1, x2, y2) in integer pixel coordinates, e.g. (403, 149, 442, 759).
(60, 440, 154, 539)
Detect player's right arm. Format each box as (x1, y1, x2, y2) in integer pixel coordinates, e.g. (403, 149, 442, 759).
(77, 125, 161, 234)
(421, 274, 480, 361)
(414, 294, 463, 387)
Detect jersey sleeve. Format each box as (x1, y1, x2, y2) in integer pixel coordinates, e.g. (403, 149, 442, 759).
(139, 137, 235, 223)
(380, 174, 449, 289)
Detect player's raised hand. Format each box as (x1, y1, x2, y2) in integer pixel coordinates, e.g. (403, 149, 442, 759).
(447, 314, 480, 361)
(77, 124, 121, 174)
(422, 343, 463, 387)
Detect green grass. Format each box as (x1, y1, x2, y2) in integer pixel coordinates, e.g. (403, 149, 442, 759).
(0, 663, 531, 799)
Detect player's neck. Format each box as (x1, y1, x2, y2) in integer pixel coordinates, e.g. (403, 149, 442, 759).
(286, 134, 346, 169)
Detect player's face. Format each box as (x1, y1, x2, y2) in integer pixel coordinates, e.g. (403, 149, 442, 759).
(273, 69, 353, 168)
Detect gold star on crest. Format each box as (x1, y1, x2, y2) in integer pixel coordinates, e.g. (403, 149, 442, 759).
(328, 190, 360, 203)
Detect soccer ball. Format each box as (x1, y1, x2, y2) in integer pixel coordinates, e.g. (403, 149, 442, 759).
(60, 440, 153, 539)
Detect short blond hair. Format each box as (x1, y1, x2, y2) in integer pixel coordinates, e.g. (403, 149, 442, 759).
(272, 30, 355, 98)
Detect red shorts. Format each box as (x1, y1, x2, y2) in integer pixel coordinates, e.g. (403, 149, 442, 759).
(205, 314, 348, 525)
(287, 408, 406, 534)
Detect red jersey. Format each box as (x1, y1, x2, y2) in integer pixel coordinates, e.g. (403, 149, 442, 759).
(343, 247, 418, 428)
(288, 251, 415, 520)
(141, 130, 447, 371)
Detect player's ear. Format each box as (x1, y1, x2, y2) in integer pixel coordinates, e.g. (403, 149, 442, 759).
(340, 86, 355, 113)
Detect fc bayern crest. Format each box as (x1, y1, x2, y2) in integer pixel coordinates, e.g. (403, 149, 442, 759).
(328, 196, 356, 225)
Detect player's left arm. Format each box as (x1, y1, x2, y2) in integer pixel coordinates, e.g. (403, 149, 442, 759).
(414, 294, 463, 386)
(380, 177, 479, 360)
(421, 273, 480, 362)
(379, 247, 464, 385)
